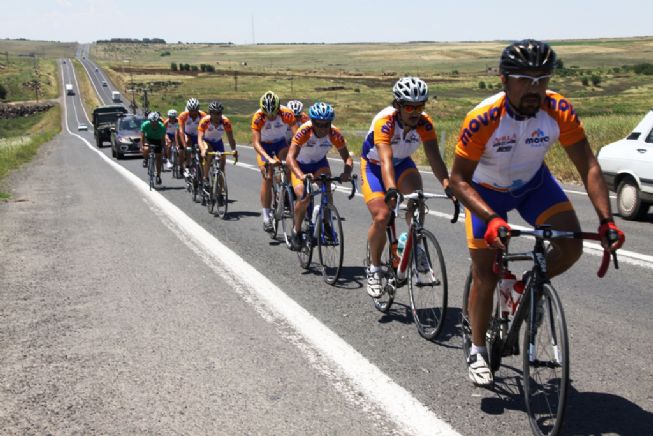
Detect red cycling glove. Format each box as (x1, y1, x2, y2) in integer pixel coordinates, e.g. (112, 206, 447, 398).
(484, 216, 510, 247)
(598, 220, 625, 251)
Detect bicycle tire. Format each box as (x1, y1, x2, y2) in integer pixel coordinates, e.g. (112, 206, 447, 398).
(407, 228, 448, 340)
(461, 269, 473, 361)
(270, 183, 280, 239)
(206, 168, 215, 214)
(297, 217, 313, 269)
(280, 186, 295, 249)
(523, 283, 569, 436)
(215, 169, 228, 218)
(317, 203, 344, 285)
(191, 165, 199, 202)
(148, 155, 155, 191)
(171, 147, 179, 179)
(366, 243, 395, 313)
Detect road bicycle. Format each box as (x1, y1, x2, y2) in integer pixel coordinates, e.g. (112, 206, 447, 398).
(461, 225, 619, 436)
(297, 174, 357, 285)
(267, 161, 296, 245)
(366, 191, 459, 340)
(204, 151, 237, 218)
(169, 142, 182, 179)
(185, 145, 202, 203)
(145, 144, 156, 191)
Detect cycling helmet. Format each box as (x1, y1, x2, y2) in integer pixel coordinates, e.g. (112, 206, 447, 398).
(392, 77, 428, 104)
(208, 101, 224, 113)
(499, 39, 557, 74)
(287, 100, 303, 116)
(186, 98, 200, 111)
(167, 109, 178, 117)
(259, 91, 280, 114)
(308, 102, 335, 121)
(148, 111, 161, 122)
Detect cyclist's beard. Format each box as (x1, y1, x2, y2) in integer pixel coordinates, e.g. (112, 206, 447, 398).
(516, 93, 542, 116)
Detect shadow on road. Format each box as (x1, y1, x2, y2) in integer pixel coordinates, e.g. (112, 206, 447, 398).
(222, 211, 261, 221)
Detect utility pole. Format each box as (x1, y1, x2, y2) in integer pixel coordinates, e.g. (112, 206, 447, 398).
(234, 70, 238, 91)
(290, 76, 293, 94)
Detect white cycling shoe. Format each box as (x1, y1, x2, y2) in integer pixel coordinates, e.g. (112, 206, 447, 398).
(467, 352, 494, 387)
(367, 269, 384, 298)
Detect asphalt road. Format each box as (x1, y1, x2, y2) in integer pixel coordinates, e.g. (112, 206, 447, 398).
(1, 48, 652, 435)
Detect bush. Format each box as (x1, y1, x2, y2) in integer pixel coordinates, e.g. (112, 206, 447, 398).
(171, 62, 178, 71)
(581, 77, 589, 86)
(479, 81, 486, 89)
(160, 51, 171, 57)
(591, 75, 602, 86)
(0, 84, 7, 99)
(190, 65, 199, 72)
(633, 63, 653, 75)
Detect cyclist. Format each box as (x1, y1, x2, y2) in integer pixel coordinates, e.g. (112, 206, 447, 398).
(198, 101, 238, 193)
(449, 39, 625, 387)
(178, 98, 207, 177)
(286, 102, 353, 250)
(361, 76, 453, 299)
(251, 90, 297, 232)
(163, 109, 179, 171)
(286, 99, 309, 144)
(140, 111, 167, 185)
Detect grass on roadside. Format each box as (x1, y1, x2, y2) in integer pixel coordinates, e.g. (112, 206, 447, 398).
(0, 105, 62, 198)
(73, 59, 101, 117)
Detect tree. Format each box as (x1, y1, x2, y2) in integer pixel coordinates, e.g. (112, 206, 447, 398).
(171, 62, 178, 71)
(0, 83, 6, 99)
(581, 77, 589, 86)
(591, 75, 602, 86)
(479, 81, 486, 89)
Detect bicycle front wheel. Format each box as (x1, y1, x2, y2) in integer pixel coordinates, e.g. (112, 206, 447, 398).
(280, 186, 295, 249)
(318, 203, 344, 285)
(270, 183, 280, 239)
(214, 170, 228, 218)
(365, 243, 395, 313)
(297, 218, 313, 269)
(523, 283, 569, 436)
(171, 148, 179, 179)
(407, 228, 448, 340)
(148, 157, 155, 191)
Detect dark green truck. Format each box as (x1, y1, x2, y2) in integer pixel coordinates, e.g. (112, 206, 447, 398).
(92, 105, 127, 148)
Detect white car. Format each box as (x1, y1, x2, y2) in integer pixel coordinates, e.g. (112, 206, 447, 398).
(77, 124, 89, 131)
(597, 109, 653, 220)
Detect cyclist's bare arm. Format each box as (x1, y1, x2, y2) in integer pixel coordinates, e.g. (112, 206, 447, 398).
(286, 142, 304, 179)
(337, 145, 354, 181)
(377, 142, 397, 192)
(450, 155, 497, 222)
(423, 138, 450, 190)
(226, 130, 237, 151)
(252, 129, 276, 163)
(565, 138, 613, 223)
(140, 132, 146, 151)
(197, 131, 208, 156)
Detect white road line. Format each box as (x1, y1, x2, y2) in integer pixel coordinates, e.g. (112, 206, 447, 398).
(67, 59, 92, 124)
(77, 57, 104, 104)
(60, 64, 460, 436)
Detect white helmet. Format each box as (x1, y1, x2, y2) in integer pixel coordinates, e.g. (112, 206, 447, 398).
(167, 109, 178, 117)
(392, 77, 428, 103)
(186, 98, 200, 111)
(148, 111, 161, 122)
(287, 100, 303, 116)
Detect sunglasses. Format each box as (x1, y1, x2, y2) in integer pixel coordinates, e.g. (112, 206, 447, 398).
(264, 110, 278, 117)
(507, 74, 552, 87)
(313, 120, 331, 128)
(401, 103, 425, 113)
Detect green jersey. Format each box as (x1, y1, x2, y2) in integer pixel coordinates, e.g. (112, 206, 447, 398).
(141, 120, 166, 140)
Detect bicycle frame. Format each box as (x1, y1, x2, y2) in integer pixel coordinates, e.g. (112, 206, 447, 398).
(304, 174, 357, 243)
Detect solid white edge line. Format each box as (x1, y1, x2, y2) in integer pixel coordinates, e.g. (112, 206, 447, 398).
(60, 64, 460, 436)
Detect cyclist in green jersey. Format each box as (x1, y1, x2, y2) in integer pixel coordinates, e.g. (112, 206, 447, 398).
(141, 112, 167, 185)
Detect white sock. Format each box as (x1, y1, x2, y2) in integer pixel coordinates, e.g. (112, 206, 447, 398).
(368, 264, 381, 273)
(470, 344, 487, 356)
(262, 208, 270, 221)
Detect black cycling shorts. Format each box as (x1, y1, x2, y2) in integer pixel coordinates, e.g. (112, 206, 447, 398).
(145, 137, 163, 154)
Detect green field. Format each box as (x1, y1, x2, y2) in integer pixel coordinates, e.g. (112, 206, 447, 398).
(0, 40, 77, 102)
(91, 38, 653, 183)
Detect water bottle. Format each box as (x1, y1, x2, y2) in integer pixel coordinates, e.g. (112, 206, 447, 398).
(311, 204, 321, 225)
(498, 270, 516, 316)
(397, 232, 408, 257)
(509, 278, 525, 315)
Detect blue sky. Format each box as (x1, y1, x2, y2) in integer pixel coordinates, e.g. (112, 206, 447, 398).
(3, 0, 652, 44)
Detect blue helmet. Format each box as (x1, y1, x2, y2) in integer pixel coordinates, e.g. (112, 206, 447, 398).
(309, 102, 335, 121)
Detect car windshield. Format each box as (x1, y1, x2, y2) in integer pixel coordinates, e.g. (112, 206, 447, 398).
(119, 117, 144, 131)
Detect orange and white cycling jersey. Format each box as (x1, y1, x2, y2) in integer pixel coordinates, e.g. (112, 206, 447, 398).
(455, 91, 586, 191)
(291, 121, 346, 164)
(361, 106, 437, 165)
(164, 118, 179, 136)
(251, 106, 295, 143)
(178, 110, 207, 136)
(197, 115, 233, 142)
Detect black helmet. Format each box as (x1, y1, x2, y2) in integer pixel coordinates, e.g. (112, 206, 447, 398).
(208, 101, 224, 113)
(499, 39, 557, 74)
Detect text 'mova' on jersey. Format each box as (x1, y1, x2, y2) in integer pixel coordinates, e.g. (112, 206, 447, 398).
(455, 90, 586, 191)
(361, 106, 436, 165)
(291, 121, 346, 164)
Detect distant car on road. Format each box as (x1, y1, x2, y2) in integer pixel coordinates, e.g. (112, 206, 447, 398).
(102, 81, 108, 87)
(77, 124, 88, 131)
(597, 109, 653, 220)
(111, 114, 146, 159)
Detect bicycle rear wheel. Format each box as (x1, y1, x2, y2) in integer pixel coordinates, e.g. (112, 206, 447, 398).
(280, 186, 295, 249)
(461, 269, 473, 361)
(206, 168, 216, 214)
(148, 156, 155, 191)
(214, 170, 228, 218)
(317, 203, 343, 285)
(270, 183, 280, 239)
(523, 283, 569, 436)
(365, 243, 395, 313)
(191, 164, 199, 202)
(407, 228, 447, 340)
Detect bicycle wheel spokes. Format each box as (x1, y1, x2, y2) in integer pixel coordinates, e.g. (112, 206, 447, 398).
(215, 170, 228, 218)
(523, 283, 569, 436)
(318, 204, 343, 285)
(297, 219, 313, 269)
(270, 183, 280, 239)
(281, 187, 295, 249)
(408, 229, 448, 340)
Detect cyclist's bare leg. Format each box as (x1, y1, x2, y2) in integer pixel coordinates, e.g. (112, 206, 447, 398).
(367, 198, 391, 267)
(397, 169, 424, 226)
(260, 165, 273, 209)
(539, 209, 582, 277)
(468, 247, 499, 347)
(155, 152, 162, 176)
(293, 167, 330, 233)
(202, 154, 212, 182)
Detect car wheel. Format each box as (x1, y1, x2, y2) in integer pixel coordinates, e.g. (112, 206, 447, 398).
(617, 177, 649, 220)
(96, 136, 102, 148)
(117, 151, 124, 160)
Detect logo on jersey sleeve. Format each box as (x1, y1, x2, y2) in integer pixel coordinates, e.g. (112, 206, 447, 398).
(525, 128, 550, 146)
